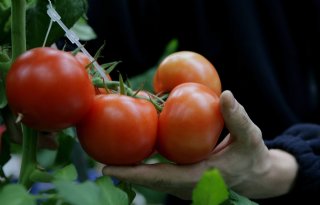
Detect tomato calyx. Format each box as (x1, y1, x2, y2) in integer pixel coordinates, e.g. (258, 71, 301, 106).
(92, 77, 165, 112)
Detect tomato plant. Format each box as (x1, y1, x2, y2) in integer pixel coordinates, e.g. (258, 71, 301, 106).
(5, 47, 95, 131)
(76, 94, 158, 165)
(0, 0, 251, 203)
(156, 82, 224, 164)
(153, 51, 221, 95)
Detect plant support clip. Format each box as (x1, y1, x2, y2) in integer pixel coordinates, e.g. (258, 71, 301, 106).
(46, 1, 109, 82)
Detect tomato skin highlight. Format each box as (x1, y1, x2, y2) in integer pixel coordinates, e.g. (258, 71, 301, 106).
(5, 47, 95, 131)
(157, 82, 224, 164)
(153, 51, 221, 95)
(76, 94, 158, 165)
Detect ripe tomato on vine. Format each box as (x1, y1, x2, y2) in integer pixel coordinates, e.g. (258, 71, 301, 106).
(76, 94, 158, 165)
(153, 51, 221, 96)
(156, 82, 224, 164)
(5, 47, 95, 131)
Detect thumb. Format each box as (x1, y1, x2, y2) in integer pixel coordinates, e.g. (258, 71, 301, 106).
(220, 90, 261, 142)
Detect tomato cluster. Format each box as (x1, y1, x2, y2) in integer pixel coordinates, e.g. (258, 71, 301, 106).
(5, 48, 224, 165)
(154, 51, 224, 164)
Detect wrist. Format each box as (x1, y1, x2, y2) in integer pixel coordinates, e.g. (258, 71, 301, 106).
(263, 149, 298, 196)
(234, 149, 298, 199)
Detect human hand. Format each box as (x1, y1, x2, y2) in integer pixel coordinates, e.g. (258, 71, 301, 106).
(102, 90, 298, 200)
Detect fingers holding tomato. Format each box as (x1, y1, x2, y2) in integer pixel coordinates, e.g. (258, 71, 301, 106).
(77, 50, 224, 166)
(152, 51, 224, 164)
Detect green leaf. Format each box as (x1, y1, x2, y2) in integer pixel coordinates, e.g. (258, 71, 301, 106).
(192, 169, 229, 205)
(26, 0, 88, 48)
(116, 181, 136, 205)
(29, 169, 54, 183)
(53, 130, 76, 167)
(128, 66, 156, 92)
(53, 164, 78, 181)
(0, 0, 88, 48)
(158, 38, 179, 63)
(0, 0, 11, 8)
(129, 38, 178, 92)
(70, 17, 97, 41)
(0, 184, 36, 205)
(54, 180, 100, 205)
(96, 176, 129, 205)
(133, 184, 167, 205)
(0, 3, 11, 46)
(54, 176, 129, 205)
(37, 149, 57, 169)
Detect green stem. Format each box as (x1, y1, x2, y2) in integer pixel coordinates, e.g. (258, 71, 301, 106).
(92, 77, 166, 111)
(11, 0, 34, 189)
(11, 0, 26, 60)
(92, 78, 135, 96)
(19, 124, 38, 188)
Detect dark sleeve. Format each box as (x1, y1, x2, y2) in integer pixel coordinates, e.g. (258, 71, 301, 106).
(256, 123, 320, 204)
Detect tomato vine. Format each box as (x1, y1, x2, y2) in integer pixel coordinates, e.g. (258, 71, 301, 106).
(11, 0, 26, 61)
(10, 0, 38, 189)
(0, 1, 258, 205)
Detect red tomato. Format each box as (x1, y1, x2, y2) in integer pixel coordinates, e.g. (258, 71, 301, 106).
(157, 82, 224, 164)
(5, 47, 95, 131)
(153, 51, 221, 95)
(76, 94, 158, 165)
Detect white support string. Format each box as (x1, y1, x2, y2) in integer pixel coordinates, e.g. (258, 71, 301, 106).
(46, 0, 109, 82)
